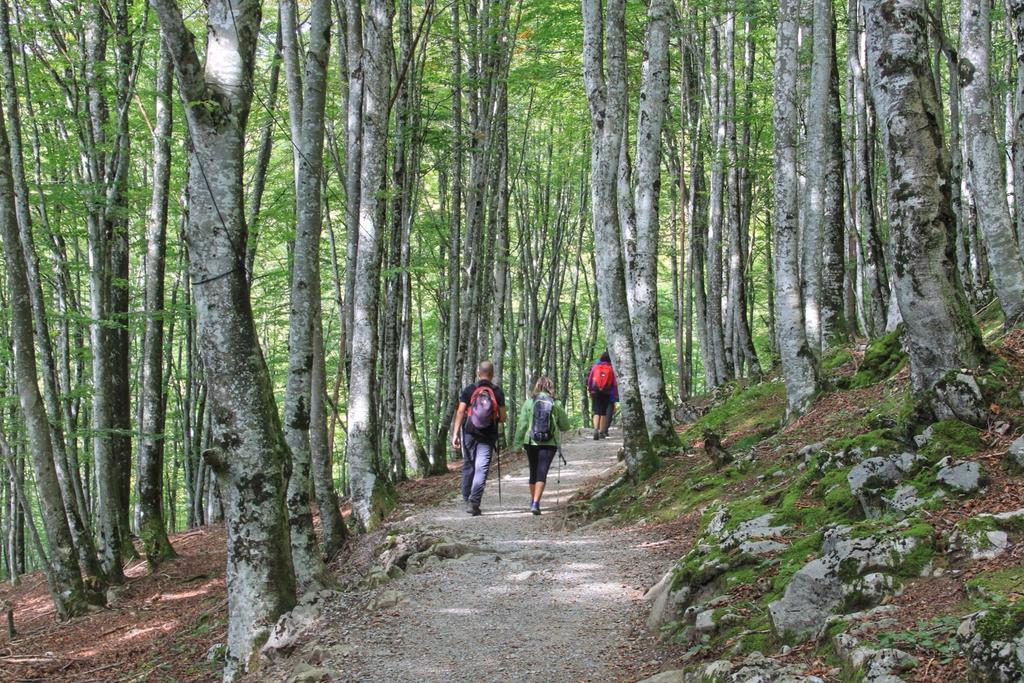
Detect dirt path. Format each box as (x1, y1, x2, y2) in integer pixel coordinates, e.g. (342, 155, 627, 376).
(268, 433, 677, 683)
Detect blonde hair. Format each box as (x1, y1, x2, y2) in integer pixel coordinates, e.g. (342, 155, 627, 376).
(533, 376, 555, 397)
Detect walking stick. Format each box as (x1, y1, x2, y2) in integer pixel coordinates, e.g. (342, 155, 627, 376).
(496, 447, 502, 510)
(556, 446, 563, 507)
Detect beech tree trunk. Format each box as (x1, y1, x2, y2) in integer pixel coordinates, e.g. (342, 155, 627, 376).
(773, 0, 819, 417)
(624, 0, 677, 448)
(345, 0, 395, 530)
(582, 0, 656, 479)
(864, 0, 989, 394)
(0, 99, 91, 620)
(137, 37, 176, 565)
(960, 0, 1024, 324)
(282, 0, 331, 591)
(150, 1, 297, 678)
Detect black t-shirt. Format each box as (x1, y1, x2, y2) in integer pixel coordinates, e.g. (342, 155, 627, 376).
(459, 380, 506, 443)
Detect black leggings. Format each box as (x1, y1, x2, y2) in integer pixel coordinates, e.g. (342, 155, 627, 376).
(526, 445, 557, 485)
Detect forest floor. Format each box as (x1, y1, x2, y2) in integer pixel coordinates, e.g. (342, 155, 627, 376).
(0, 431, 687, 682)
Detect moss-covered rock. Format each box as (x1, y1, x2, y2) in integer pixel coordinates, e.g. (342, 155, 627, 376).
(849, 328, 907, 389)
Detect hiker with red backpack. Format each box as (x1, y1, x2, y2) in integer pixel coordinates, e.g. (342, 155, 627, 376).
(587, 351, 617, 440)
(451, 361, 507, 516)
(513, 376, 571, 515)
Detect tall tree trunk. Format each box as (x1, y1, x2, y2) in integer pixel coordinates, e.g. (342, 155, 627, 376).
(138, 37, 176, 565)
(345, 0, 395, 530)
(0, 99, 92, 620)
(864, 0, 989, 401)
(808, 0, 849, 349)
(773, 0, 819, 417)
(150, 1, 297, 677)
(624, 0, 678, 447)
(960, 0, 1024, 324)
(282, 0, 331, 592)
(582, 0, 657, 479)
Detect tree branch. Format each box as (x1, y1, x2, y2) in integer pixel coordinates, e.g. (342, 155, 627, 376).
(148, 0, 207, 108)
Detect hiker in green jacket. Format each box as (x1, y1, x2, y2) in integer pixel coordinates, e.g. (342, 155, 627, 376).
(513, 376, 571, 515)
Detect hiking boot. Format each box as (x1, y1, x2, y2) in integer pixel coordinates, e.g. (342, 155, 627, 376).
(531, 502, 541, 516)
(470, 505, 482, 516)
(465, 503, 475, 514)
(593, 429, 600, 440)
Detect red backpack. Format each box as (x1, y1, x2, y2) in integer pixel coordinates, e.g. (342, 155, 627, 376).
(466, 385, 499, 434)
(590, 364, 614, 397)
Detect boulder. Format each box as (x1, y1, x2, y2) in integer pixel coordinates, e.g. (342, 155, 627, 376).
(719, 514, 790, 551)
(645, 569, 693, 632)
(366, 589, 408, 612)
(957, 611, 1024, 682)
(936, 459, 986, 494)
(1005, 436, 1024, 473)
(914, 425, 934, 448)
(697, 652, 826, 682)
(287, 663, 329, 683)
(847, 456, 918, 518)
(881, 484, 924, 513)
(769, 526, 930, 641)
(933, 373, 989, 426)
(833, 632, 917, 682)
(262, 591, 337, 659)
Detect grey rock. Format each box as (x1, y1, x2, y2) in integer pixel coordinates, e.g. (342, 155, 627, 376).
(881, 484, 924, 512)
(913, 425, 934, 448)
(847, 457, 907, 518)
(957, 611, 1024, 683)
(635, 671, 689, 683)
(798, 442, 827, 460)
(694, 609, 717, 633)
(700, 652, 827, 682)
(936, 460, 986, 494)
(933, 373, 989, 425)
(1005, 436, 1024, 472)
(287, 663, 329, 683)
(645, 569, 693, 632)
(720, 513, 790, 550)
(739, 539, 788, 556)
(366, 589, 408, 612)
(769, 528, 925, 641)
(706, 506, 729, 539)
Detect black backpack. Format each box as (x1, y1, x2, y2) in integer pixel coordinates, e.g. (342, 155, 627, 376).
(531, 396, 555, 442)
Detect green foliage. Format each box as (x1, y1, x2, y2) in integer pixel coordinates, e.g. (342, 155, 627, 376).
(874, 615, 963, 663)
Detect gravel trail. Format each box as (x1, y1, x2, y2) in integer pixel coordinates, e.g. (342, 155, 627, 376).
(275, 432, 675, 683)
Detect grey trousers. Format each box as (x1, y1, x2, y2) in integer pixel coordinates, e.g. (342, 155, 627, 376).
(461, 433, 493, 506)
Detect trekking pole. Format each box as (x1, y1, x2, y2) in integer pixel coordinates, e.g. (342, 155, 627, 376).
(496, 447, 502, 510)
(556, 446, 562, 508)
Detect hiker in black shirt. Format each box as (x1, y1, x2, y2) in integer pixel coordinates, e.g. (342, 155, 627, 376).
(451, 361, 507, 516)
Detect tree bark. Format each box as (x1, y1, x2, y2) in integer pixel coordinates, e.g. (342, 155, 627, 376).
(773, 0, 819, 417)
(345, 0, 395, 530)
(282, 0, 331, 592)
(960, 0, 1024, 324)
(149, 0, 297, 677)
(807, 0, 849, 349)
(138, 37, 176, 565)
(0, 98, 91, 620)
(624, 0, 678, 447)
(864, 0, 989, 393)
(582, 0, 656, 479)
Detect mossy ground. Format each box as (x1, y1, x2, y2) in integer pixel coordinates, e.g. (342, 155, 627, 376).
(579, 328, 1024, 673)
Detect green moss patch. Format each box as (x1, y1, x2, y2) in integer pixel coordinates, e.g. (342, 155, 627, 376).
(919, 420, 984, 461)
(849, 328, 907, 389)
(679, 381, 786, 450)
(977, 601, 1024, 642)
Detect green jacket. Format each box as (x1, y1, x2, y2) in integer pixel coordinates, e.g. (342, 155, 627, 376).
(513, 393, 572, 448)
